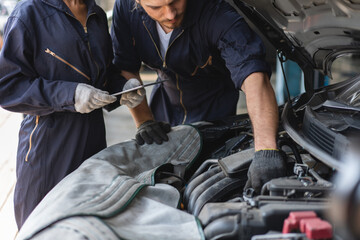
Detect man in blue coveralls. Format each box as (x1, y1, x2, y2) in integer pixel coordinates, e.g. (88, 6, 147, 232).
(111, 0, 287, 194)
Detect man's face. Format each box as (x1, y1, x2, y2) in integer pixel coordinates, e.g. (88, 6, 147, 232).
(137, 0, 187, 33)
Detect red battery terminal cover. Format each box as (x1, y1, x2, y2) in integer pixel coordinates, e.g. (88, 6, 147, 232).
(282, 211, 333, 239)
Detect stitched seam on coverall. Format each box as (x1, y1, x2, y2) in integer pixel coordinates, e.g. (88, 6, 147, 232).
(25, 116, 40, 162)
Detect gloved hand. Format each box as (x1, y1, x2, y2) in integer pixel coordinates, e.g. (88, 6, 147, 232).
(120, 78, 146, 108)
(136, 120, 171, 145)
(74, 83, 117, 114)
(244, 149, 287, 194)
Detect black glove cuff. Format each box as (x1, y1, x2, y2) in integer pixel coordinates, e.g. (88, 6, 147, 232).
(254, 149, 281, 158)
(138, 120, 155, 129)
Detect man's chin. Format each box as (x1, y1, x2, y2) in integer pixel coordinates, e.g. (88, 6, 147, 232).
(165, 23, 181, 30)
(162, 18, 183, 29)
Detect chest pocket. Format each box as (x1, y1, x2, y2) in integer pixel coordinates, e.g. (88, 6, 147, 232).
(191, 55, 213, 76)
(45, 48, 91, 82)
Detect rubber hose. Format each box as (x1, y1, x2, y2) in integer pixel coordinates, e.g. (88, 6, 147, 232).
(183, 166, 221, 206)
(193, 177, 246, 216)
(187, 170, 226, 213)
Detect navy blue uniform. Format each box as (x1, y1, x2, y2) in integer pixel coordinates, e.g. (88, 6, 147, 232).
(0, 0, 124, 228)
(111, 0, 271, 126)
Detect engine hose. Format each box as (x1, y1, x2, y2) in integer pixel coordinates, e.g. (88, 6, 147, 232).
(278, 139, 302, 163)
(192, 177, 247, 216)
(308, 168, 333, 187)
(188, 159, 219, 182)
(187, 170, 226, 213)
(204, 215, 240, 240)
(183, 166, 221, 206)
(260, 181, 271, 196)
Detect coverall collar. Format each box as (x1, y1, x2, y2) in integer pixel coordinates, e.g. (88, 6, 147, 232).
(41, 0, 99, 16)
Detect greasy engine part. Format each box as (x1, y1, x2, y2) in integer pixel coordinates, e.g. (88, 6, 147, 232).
(264, 176, 333, 198)
(198, 196, 330, 240)
(186, 137, 337, 239)
(261, 162, 334, 197)
(183, 148, 254, 216)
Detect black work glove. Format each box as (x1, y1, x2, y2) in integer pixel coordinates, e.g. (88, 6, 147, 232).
(244, 149, 287, 194)
(135, 120, 171, 145)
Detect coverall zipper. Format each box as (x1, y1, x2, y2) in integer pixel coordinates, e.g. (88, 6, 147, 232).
(83, 13, 100, 80)
(25, 116, 39, 162)
(163, 29, 184, 68)
(43, 3, 100, 81)
(142, 21, 164, 63)
(65, 11, 100, 81)
(45, 48, 91, 81)
(143, 22, 188, 123)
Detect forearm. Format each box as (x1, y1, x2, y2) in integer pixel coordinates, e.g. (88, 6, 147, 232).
(121, 70, 154, 127)
(129, 100, 154, 127)
(241, 72, 278, 151)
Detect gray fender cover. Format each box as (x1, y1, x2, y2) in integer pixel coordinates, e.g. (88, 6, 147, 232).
(17, 125, 205, 240)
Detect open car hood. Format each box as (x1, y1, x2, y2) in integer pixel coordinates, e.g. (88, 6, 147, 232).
(233, 0, 360, 89)
(232, 0, 360, 168)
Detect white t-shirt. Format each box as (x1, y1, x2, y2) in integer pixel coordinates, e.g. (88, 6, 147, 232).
(156, 22, 173, 58)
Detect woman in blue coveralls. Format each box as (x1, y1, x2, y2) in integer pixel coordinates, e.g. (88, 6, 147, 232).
(0, 0, 144, 229)
(111, 0, 287, 196)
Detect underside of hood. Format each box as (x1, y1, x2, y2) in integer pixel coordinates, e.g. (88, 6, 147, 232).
(233, 0, 360, 79)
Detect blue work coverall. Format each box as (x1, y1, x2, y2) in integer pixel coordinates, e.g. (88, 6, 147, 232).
(0, 0, 123, 228)
(111, 0, 271, 126)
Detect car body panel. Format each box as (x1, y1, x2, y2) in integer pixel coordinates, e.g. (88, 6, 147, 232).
(234, 0, 360, 88)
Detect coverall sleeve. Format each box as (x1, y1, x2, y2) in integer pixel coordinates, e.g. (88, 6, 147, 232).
(207, 3, 271, 90)
(111, 0, 142, 73)
(0, 17, 78, 116)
